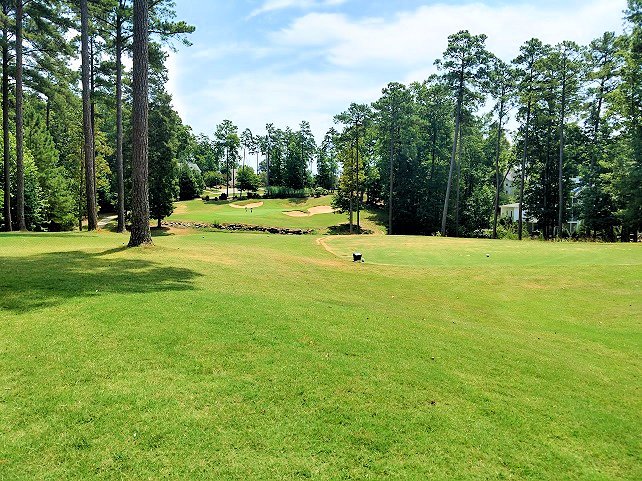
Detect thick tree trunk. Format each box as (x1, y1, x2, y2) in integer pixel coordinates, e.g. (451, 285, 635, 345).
(116, 13, 125, 232)
(2, 0, 11, 231)
(128, 0, 152, 247)
(81, 0, 97, 231)
(441, 88, 463, 236)
(15, 1, 26, 230)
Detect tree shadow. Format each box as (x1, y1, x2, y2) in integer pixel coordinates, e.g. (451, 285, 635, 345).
(0, 248, 201, 314)
(327, 224, 374, 235)
(151, 227, 174, 237)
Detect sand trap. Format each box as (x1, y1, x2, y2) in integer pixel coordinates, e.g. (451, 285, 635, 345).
(308, 206, 335, 215)
(284, 205, 335, 217)
(285, 210, 309, 217)
(229, 202, 264, 209)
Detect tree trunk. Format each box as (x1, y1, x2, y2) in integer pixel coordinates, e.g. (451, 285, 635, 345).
(81, 0, 97, 231)
(492, 101, 504, 239)
(2, 0, 11, 231)
(441, 89, 463, 236)
(90, 35, 97, 208)
(387, 122, 395, 235)
(116, 12, 125, 232)
(348, 193, 353, 234)
(15, 1, 26, 230)
(518, 101, 531, 240)
(266, 136, 270, 188)
(128, 0, 152, 247)
(558, 68, 567, 238)
(355, 123, 360, 233)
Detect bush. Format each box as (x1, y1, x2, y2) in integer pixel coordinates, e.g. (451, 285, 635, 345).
(264, 186, 311, 199)
(178, 163, 204, 200)
(220, 192, 228, 201)
(313, 186, 329, 198)
(203, 195, 210, 202)
(203, 171, 225, 188)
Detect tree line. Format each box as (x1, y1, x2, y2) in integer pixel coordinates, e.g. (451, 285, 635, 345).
(0, 0, 193, 247)
(323, 2, 641, 240)
(1, 1, 640, 242)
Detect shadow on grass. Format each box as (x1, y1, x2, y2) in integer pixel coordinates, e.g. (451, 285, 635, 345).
(0, 248, 201, 313)
(151, 227, 174, 237)
(327, 224, 374, 235)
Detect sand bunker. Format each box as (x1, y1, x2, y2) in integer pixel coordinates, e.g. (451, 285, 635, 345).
(284, 205, 335, 217)
(229, 202, 264, 209)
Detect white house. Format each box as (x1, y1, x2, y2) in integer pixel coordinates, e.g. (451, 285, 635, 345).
(500, 203, 524, 222)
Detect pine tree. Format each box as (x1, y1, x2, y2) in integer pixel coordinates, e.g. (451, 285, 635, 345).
(128, 0, 152, 246)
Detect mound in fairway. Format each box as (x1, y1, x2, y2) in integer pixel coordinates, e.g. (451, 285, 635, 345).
(0, 232, 640, 480)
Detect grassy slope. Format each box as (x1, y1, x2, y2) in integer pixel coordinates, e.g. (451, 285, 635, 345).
(167, 196, 385, 233)
(0, 232, 640, 480)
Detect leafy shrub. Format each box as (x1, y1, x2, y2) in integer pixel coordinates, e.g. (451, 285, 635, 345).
(178, 163, 204, 200)
(264, 186, 311, 199)
(220, 192, 228, 201)
(203, 171, 225, 188)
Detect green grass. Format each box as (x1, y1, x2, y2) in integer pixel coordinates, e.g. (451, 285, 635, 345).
(167, 195, 385, 233)
(0, 231, 640, 480)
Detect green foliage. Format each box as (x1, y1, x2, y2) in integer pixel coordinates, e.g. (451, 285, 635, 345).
(177, 163, 203, 200)
(264, 186, 311, 199)
(148, 92, 180, 225)
(24, 100, 76, 230)
(203, 170, 225, 188)
(236, 165, 260, 192)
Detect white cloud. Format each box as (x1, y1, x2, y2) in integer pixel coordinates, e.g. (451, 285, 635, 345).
(272, 0, 624, 68)
(171, 68, 381, 140)
(250, 0, 347, 18)
(167, 0, 626, 141)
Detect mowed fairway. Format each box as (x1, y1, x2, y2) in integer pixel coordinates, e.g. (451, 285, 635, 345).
(0, 232, 640, 480)
(167, 195, 385, 233)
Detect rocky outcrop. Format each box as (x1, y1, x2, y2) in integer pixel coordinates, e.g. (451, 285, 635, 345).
(162, 221, 313, 235)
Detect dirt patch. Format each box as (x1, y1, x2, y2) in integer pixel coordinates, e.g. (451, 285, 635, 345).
(229, 202, 264, 209)
(284, 205, 335, 217)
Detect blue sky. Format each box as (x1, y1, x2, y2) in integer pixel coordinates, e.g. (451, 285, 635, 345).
(167, 0, 626, 140)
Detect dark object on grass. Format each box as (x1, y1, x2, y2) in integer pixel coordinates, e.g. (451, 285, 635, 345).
(220, 192, 228, 201)
(353, 252, 362, 262)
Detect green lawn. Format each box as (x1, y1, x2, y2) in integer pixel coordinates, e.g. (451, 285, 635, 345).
(0, 231, 640, 480)
(167, 195, 385, 233)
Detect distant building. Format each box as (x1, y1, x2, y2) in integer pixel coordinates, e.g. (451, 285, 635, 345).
(500, 203, 525, 222)
(185, 161, 202, 174)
